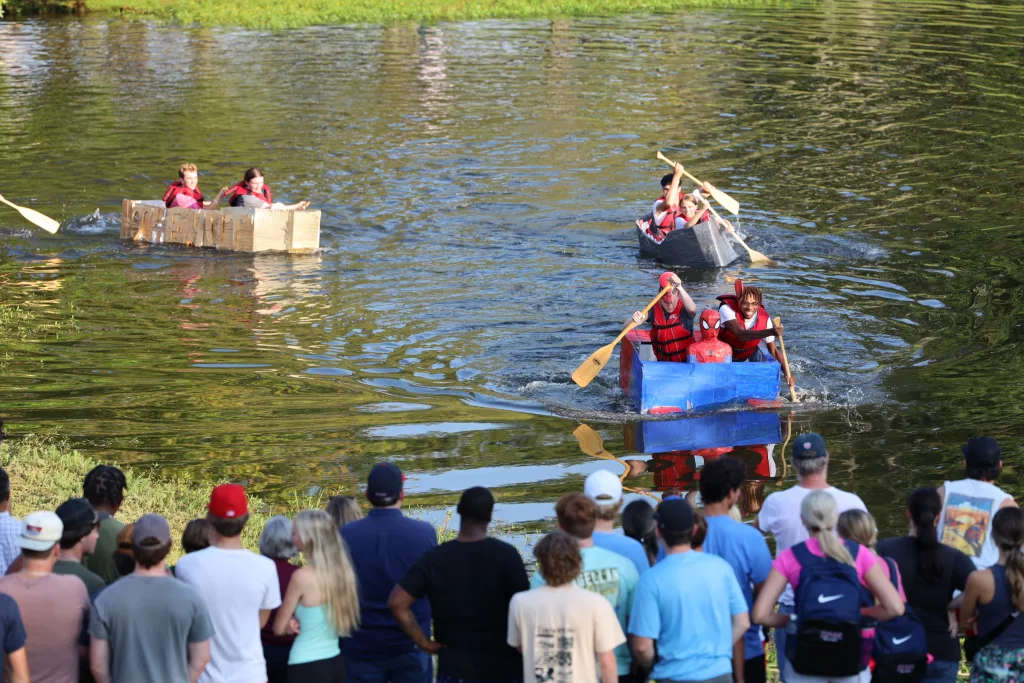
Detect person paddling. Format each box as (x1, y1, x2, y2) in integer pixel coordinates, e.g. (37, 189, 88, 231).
(717, 281, 795, 387)
(631, 272, 697, 362)
(649, 164, 715, 238)
(223, 167, 310, 211)
(162, 164, 227, 210)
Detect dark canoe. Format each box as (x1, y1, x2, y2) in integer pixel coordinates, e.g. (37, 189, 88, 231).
(636, 216, 739, 268)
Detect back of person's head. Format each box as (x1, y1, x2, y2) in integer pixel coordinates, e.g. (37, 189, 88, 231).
(206, 483, 250, 538)
(83, 465, 127, 509)
(837, 509, 877, 548)
(0, 467, 10, 506)
(555, 493, 597, 540)
(178, 163, 198, 178)
(791, 433, 828, 478)
(963, 436, 1002, 482)
(325, 496, 363, 528)
(621, 500, 657, 567)
(114, 522, 136, 576)
(699, 457, 746, 505)
(366, 462, 404, 508)
(993, 507, 1024, 611)
(660, 173, 674, 189)
(181, 518, 211, 554)
(457, 486, 494, 526)
(907, 487, 943, 582)
(132, 514, 172, 569)
(801, 490, 855, 567)
(584, 469, 624, 522)
(55, 498, 98, 550)
(243, 167, 264, 184)
(534, 530, 581, 587)
(259, 515, 297, 560)
(692, 510, 708, 550)
(293, 510, 360, 636)
(655, 497, 695, 548)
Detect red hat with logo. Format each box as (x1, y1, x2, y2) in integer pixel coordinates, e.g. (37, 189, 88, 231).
(209, 483, 249, 519)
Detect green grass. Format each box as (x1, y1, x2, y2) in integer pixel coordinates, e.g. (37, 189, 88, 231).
(3, 0, 792, 28)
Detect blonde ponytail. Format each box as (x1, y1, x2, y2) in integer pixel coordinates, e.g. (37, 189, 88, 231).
(294, 510, 361, 636)
(801, 490, 855, 567)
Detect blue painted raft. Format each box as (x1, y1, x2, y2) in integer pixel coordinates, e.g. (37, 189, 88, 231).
(625, 412, 783, 453)
(618, 329, 782, 414)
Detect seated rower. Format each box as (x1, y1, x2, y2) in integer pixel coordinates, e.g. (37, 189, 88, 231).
(687, 309, 732, 364)
(223, 167, 310, 211)
(162, 163, 227, 210)
(630, 272, 697, 362)
(716, 281, 796, 388)
(649, 163, 714, 239)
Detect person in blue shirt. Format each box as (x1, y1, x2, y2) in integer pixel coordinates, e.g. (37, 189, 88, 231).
(340, 462, 437, 683)
(699, 457, 774, 683)
(629, 498, 750, 683)
(585, 469, 651, 575)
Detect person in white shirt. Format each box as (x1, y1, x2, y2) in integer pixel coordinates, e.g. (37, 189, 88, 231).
(176, 484, 282, 683)
(716, 282, 795, 389)
(754, 433, 866, 682)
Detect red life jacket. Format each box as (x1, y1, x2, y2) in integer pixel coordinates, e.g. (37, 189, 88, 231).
(655, 196, 683, 229)
(162, 180, 205, 208)
(650, 300, 694, 362)
(226, 182, 273, 207)
(716, 294, 770, 361)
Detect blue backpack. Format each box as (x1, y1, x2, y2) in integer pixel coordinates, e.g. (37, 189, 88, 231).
(787, 539, 865, 677)
(871, 557, 927, 683)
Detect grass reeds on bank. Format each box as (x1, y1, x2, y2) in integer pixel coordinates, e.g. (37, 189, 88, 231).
(4, 0, 792, 29)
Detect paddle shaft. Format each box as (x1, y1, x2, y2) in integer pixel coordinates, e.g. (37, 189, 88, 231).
(615, 285, 673, 344)
(0, 196, 60, 233)
(773, 316, 798, 402)
(703, 203, 770, 264)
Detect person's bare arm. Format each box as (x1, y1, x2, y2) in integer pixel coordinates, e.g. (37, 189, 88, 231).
(732, 637, 746, 683)
(752, 569, 789, 627)
(259, 609, 274, 629)
(666, 164, 685, 209)
(187, 640, 211, 683)
(862, 563, 906, 621)
(388, 585, 442, 654)
(273, 570, 304, 636)
(722, 319, 780, 343)
(8, 647, 28, 683)
(598, 649, 619, 682)
(630, 634, 656, 670)
(89, 637, 112, 683)
(960, 570, 992, 630)
(1000, 497, 1019, 510)
(732, 612, 751, 644)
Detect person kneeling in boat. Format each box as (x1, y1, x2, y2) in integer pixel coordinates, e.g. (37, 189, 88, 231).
(648, 163, 715, 240)
(716, 281, 796, 388)
(162, 163, 227, 210)
(630, 272, 697, 362)
(223, 167, 310, 211)
(687, 309, 732, 364)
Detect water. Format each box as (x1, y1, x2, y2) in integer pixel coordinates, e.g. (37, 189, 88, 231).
(1, 1, 1022, 535)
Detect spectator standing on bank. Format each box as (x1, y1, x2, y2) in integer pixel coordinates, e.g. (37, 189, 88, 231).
(876, 488, 975, 683)
(621, 500, 657, 567)
(585, 469, 650, 576)
(260, 515, 299, 683)
(112, 523, 136, 577)
(53, 497, 105, 596)
(341, 462, 437, 683)
(176, 484, 282, 683)
(273, 510, 360, 683)
(508, 531, 624, 683)
(0, 510, 90, 683)
(390, 486, 529, 683)
(699, 458, 773, 683)
(938, 437, 1018, 570)
(629, 498, 750, 683)
(755, 433, 866, 677)
(532, 493, 639, 682)
(90, 514, 213, 683)
(82, 465, 128, 585)
(0, 468, 22, 573)
(0, 589, 27, 683)
(182, 519, 211, 554)
(326, 496, 363, 528)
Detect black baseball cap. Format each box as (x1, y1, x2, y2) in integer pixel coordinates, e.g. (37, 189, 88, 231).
(963, 437, 1001, 469)
(654, 498, 694, 532)
(792, 433, 828, 460)
(367, 462, 404, 502)
(55, 498, 98, 540)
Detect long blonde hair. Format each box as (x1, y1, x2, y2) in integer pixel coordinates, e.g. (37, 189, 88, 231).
(838, 509, 877, 549)
(801, 490, 855, 567)
(293, 510, 360, 636)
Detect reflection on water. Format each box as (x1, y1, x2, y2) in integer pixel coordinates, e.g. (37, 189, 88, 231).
(1, 2, 1024, 535)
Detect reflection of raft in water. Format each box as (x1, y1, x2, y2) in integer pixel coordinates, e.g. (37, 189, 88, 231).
(635, 215, 738, 268)
(619, 329, 782, 414)
(624, 412, 782, 453)
(121, 199, 321, 254)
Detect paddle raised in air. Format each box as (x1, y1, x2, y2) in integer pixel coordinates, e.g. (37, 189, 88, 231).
(0, 194, 60, 234)
(655, 151, 740, 215)
(571, 285, 671, 388)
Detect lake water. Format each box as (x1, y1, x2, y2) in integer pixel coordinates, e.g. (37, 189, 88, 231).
(1, 0, 1022, 534)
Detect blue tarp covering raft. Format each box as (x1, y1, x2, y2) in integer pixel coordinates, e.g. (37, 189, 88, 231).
(618, 329, 782, 414)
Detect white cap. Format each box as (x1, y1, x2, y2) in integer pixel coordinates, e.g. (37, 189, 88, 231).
(584, 469, 623, 505)
(19, 511, 63, 551)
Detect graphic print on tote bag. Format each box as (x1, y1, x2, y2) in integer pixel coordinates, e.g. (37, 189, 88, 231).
(942, 493, 994, 558)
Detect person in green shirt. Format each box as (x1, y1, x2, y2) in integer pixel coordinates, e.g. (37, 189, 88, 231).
(82, 466, 127, 585)
(54, 498, 105, 596)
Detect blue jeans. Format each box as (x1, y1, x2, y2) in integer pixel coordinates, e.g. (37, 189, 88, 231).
(773, 603, 795, 682)
(920, 659, 960, 683)
(345, 651, 432, 683)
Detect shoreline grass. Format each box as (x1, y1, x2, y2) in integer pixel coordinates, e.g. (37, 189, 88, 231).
(2, 0, 792, 29)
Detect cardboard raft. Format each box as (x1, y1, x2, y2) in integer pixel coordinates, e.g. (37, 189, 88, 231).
(120, 200, 321, 254)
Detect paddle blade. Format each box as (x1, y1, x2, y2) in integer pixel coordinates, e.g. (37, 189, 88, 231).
(707, 185, 740, 215)
(16, 205, 60, 233)
(573, 425, 614, 459)
(571, 341, 615, 388)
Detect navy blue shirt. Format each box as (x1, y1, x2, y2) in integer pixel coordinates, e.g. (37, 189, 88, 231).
(0, 593, 26, 654)
(341, 508, 437, 660)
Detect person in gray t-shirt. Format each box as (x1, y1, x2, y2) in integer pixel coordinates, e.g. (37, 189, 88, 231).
(89, 514, 214, 683)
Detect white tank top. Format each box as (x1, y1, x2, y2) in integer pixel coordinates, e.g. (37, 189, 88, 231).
(939, 478, 1013, 569)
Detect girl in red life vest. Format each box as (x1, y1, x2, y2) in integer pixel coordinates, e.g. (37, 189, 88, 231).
(650, 163, 716, 238)
(162, 163, 228, 210)
(717, 281, 796, 389)
(630, 271, 697, 362)
(223, 167, 311, 211)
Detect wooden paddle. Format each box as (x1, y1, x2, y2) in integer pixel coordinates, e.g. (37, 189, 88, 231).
(573, 424, 659, 499)
(0, 195, 60, 234)
(571, 285, 672, 388)
(703, 202, 774, 265)
(656, 151, 740, 215)
(773, 316, 798, 402)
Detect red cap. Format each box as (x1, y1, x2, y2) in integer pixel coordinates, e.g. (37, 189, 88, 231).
(659, 272, 676, 289)
(209, 483, 248, 519)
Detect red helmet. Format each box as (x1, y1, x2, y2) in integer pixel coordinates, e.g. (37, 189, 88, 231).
(698, 309, 722, 340)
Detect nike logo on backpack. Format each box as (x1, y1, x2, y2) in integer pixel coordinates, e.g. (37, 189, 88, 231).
(892, 635, 913, 645)
(817, 594, 843, 603)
